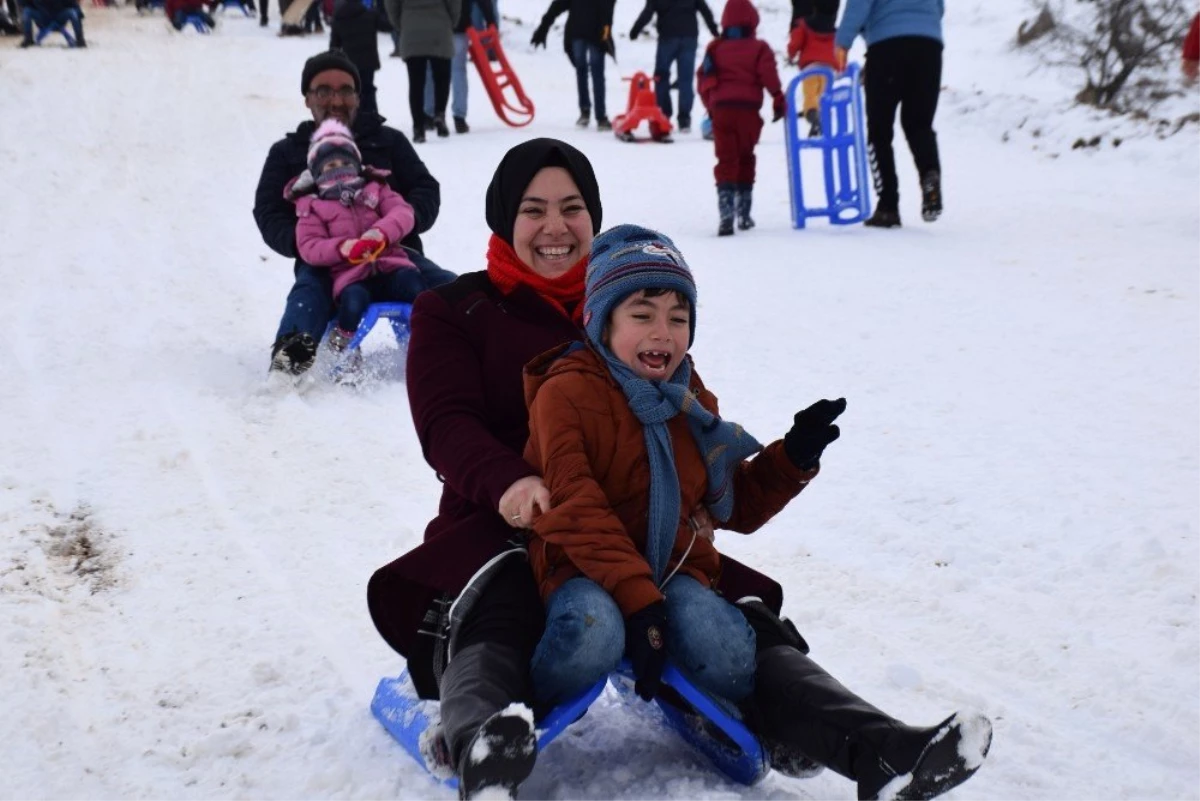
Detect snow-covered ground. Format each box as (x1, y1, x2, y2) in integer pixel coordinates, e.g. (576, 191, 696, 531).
(1, 1, 1197, 798)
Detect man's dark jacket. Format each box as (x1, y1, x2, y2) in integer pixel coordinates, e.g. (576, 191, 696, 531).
(366, 272, 784, 698)
(253, 111, 439, 260)
(630, 0, 719, 40)
(454, 0, 495, 33)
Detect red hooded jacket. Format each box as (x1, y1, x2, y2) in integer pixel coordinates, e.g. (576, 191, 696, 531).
(787, 19, 838, 68)
(696, 0, 783, 110)
(1184, 13, 1199, 62)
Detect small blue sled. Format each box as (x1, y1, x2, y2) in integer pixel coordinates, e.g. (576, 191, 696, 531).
(371, 660, 770, 791)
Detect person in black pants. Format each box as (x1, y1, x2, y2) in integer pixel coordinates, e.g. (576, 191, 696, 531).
(330, 0, 381, 115)
(835, 0, 944, 228)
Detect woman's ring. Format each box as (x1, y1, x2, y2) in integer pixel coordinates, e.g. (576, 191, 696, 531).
(511, 514, 522, 522)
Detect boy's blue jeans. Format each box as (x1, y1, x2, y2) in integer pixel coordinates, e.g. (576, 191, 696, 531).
(22, 7, 83, 41)
(654, 37, 698, 123)
(274, 252, 455, 343)
(530, 575, 757, 707)
(424, 32, 468, 121)
(570, 38, 606, 120)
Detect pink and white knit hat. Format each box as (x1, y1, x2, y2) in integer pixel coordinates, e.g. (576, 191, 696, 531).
(307, 119, 362, 175)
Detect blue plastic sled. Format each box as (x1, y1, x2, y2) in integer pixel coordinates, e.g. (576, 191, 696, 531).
(371, 659, 769, 792)
(784, 63, 872, 228)
(323, 301, 412, 380)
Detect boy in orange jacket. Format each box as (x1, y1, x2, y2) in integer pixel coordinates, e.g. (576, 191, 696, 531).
(786, 0, 841, 136)
(522, 224, 842, 709)
(696, 0, 787, 236)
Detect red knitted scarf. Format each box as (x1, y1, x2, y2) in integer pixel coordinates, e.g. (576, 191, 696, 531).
(486, 234, 587, 323)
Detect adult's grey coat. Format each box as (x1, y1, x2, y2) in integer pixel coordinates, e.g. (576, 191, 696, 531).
(385, 0, 461, 59)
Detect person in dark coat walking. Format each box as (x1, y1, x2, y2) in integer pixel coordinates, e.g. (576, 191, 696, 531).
(253, 51, 454, 379)
(385, 0, 462, 142)
(629, 0, 719, 133)
(366, 137, 993, 801)
(330, 0, 382, 115)
(530, 0, 617, 129)
(836, 0, 945, 228)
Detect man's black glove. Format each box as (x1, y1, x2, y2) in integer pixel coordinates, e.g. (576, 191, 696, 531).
(783, 398, 846, 470)
(629, 26, 640, 40)
(530, 22, 549, 47)
(625, 601, 668, 701)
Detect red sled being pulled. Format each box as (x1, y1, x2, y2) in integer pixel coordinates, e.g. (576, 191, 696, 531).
(465, 25, 535, 127)
(613, 71, 673, 143)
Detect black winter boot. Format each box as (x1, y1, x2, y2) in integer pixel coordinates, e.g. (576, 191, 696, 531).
(736, 183, 755, 230)
(269, 332, 316, 375)
(752, 645, 992, 800)
(440, 642, 537, 799)
(412, 125, 426, 144)
(864, 205, 901, 228)
(717, 183, 736, 236)
(458, 707, 537, 800)
(920, 170, 942, 222)
(454, 115, 469, 134)
(434, 115, 450, 138)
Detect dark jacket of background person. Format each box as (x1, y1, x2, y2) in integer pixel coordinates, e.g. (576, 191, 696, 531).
(253, 112, 439, 259)
(330, 0, 381, 74)
(386, 0, 461, 59)
(454, 0, 493, 33)
(630, 0, 718, 41)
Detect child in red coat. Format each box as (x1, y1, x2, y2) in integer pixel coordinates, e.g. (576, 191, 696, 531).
(786, 0, 841, 136)
(696, 0, 785, 237)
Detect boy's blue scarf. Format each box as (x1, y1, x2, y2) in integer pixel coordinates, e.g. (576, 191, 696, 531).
(595, 344, 762, 584)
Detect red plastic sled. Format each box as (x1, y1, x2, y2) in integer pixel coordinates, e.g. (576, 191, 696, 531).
(612, 72, 673, 143)
(466, 25, 535, 128)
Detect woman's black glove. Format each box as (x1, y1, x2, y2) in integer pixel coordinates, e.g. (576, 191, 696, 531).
(625, 601, 668, 701)
(783, 398, 847, 470)
(530, 22, 549, 47)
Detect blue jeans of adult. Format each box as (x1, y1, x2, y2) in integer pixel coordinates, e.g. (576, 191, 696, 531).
(530, 574, 757, 707)
(570, 38, 606, 120)
(23, 6, 83, 41)
(424, 32, 468, 121)
(274, 251, 456, 343)
(654, 37, 698, 124)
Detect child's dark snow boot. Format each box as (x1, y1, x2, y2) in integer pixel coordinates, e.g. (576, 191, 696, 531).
(736, 183, 756, 230)
(457, 705, 537, 800)
(920, 170, 942, 222)
(717, 184, 736, 236)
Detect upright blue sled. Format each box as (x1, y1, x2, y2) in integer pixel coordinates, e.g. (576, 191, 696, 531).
(784, 63, 872, 228)
(371, 660, 769, 792)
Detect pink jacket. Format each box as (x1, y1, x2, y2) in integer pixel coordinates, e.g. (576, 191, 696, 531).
(293, 177, 417, 300)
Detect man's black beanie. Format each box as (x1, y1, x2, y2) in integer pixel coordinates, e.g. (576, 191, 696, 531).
(485, 138, 603, 245)
(301, 49, 361, 95)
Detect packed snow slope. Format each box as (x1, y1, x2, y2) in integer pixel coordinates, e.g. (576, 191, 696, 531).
(1, 0, 1197, 798)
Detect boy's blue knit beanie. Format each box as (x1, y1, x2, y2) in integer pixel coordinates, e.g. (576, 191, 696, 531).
(583, 224, 698, 348)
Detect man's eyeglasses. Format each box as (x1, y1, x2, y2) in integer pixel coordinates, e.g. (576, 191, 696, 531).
(309, 85, 358, 101)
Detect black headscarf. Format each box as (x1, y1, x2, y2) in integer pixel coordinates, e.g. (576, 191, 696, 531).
(485, 138, 603, 245)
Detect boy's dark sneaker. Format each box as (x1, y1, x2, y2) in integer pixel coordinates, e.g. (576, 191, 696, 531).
(920, 170, 942, 222)
(269, 332, 317, 376)
(457, 707, 537, 800)
(453, 116, 469, 134)
(434, 116, 450, 138)
(595, 117, 613, 131)
(575, 111, 589, 128)
(864, 207, 901, 228)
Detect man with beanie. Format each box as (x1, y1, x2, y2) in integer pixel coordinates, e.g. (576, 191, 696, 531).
(253, 49, 454, 380)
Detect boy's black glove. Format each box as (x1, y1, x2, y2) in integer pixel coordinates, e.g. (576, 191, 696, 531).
(783, 397, 846, 470)
(625, 601, 668, 701)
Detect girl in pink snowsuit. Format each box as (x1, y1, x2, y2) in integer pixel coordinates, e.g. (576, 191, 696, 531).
(287, 118, 426, 351)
